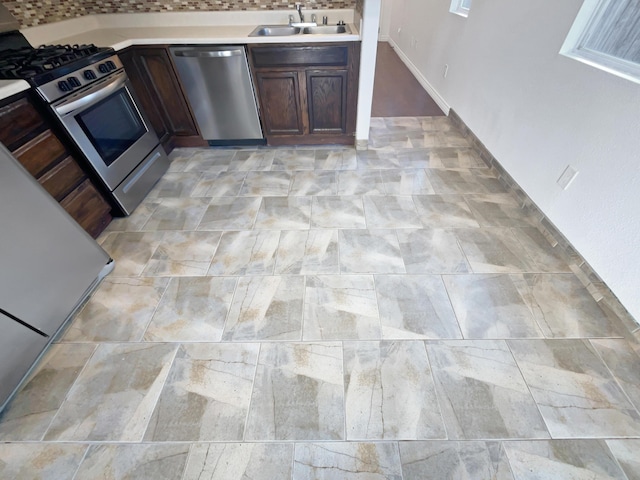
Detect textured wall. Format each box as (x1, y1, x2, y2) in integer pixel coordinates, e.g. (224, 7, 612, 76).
(387, 0, 640, 323)
(4, 0, 357, 28)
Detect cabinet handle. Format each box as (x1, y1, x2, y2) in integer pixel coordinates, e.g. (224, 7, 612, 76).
(173, 49, 244, 58)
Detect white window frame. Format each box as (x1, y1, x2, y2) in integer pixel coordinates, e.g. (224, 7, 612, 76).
(450, 0, 472, 18)
(561, 0, 640, 85)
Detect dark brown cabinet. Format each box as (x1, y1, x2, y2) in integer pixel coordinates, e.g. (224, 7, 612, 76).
(306, 69, 348, 135)
(119, 46, 206, 152)
(248, 42, 360, 146)
(0, 93, 112, 238)
(255, 71, 305, 136)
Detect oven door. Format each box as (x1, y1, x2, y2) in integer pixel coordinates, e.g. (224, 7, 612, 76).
(52, 70, 159, 191)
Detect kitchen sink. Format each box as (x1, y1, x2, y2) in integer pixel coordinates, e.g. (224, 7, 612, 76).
(249, 25, 301, 36)
(302, 25, 352, 35)
(249, 24, 352, 37)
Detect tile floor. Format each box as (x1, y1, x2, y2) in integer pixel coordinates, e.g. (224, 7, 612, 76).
(1, 116, 639, 479)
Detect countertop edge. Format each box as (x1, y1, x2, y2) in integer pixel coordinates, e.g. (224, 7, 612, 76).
(51, 26, 361, 52)
(0, 80, 31, 102)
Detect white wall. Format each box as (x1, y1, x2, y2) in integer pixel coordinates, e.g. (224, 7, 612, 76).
(388, 0, 640, 323)
(355, 0, 381, 146)
(378, 0, 391, 40)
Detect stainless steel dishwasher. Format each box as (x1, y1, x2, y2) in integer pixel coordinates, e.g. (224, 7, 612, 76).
(170, 45, 264, 144)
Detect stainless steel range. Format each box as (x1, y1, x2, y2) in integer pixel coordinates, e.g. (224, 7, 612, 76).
(0, 7, 168, 214)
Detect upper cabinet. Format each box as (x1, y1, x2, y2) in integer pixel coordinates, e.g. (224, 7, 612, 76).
(119, 46, 206, 152)
(248, 42, 361, 146)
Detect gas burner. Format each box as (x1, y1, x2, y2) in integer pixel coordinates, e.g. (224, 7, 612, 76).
(0, 42, 112, 82)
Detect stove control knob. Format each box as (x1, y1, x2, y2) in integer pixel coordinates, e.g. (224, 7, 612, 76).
(84, 69, 97, 80)
(106, 61, 117, 71)
(58, 80, 71, 92)
(67, 76, 81, 88)
(98, 63, 109, 74)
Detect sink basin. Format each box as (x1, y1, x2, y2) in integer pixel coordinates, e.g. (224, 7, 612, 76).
(249, 24, 352, 37)
(302, 25, 352, 35)
(249, 25, 301, 37)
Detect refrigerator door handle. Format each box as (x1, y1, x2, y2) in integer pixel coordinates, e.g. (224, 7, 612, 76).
(0, 306, 48, 337)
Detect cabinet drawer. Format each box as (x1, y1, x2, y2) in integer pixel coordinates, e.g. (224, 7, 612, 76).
(0, 97, 44, 149)
(38, 156, 86, 201)
(60, 179, 112, 238)
(251, 45, 349, 68)
(13, 129, 66, 178)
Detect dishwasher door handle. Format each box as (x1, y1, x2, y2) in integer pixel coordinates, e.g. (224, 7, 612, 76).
(173, 49, 244, 58)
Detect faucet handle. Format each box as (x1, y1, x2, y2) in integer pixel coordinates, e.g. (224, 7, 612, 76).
(289, 14, 294, 24)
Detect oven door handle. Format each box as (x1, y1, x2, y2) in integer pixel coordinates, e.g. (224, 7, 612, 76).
(54, 74, 127, 116)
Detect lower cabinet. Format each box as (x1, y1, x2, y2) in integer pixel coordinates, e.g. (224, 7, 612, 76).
(119, 46, 206, 152)
(248, 42, 360, 146)
(0, 94, 112, 238)
(255, 71, 305, 136)
(60, 179, 112, 238)
(306, 69, 349, 135)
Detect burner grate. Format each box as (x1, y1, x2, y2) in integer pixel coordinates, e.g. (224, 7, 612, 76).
(0, 43, 106, 79)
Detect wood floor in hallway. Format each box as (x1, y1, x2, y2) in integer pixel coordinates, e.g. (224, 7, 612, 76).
(372, 42, 444, 117)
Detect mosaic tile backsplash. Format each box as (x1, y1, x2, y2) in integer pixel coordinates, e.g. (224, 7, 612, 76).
(3, 0, 358, 28)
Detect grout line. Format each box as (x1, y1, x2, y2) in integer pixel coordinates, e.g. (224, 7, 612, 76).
(69, 443, 91, 480)
(241, 342, 261, 443)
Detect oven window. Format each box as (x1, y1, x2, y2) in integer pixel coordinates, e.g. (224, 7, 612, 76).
(75, 89, 147, 166)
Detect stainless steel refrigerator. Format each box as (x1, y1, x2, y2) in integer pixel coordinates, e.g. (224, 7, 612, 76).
(0, 143, 113, 411)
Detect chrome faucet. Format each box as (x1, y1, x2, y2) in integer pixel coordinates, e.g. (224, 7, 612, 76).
(289, 3, 317, 27)
(295, 3, 305, 22)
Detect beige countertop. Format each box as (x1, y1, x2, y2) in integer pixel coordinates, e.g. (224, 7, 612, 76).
(0, 80, 31, 101)
(52, 25, 360, 51)
(21, 11, 361, 51)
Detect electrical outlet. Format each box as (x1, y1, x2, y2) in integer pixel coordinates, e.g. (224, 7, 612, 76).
(443, 64, 449, 78)
(557, 165, 579, 190)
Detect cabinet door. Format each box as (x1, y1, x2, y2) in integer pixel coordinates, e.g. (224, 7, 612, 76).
(119, 49, 171, 148)
(255, 71, 305, 136)
(0, 97, 44, 150)
(121, 47, 201, 147)
(60, 179, 112, 239)
(306, 69, 348, 135)
(12, 129, 66, 177)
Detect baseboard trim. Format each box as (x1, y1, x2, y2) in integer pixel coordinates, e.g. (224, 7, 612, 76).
(449, 108, 639, 338)
(387, 38, 450, 115)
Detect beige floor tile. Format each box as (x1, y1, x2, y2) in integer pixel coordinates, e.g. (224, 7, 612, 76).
(0, 444, 87, 480)
(61, 277, 169, 342)
(245, 343, 344, 440)
(44, 343, 177, 441)
(144, 343, 258, 441)
(344, 340, 445, 439)
(184, 443, 294, 480)
(142, 231, 221, 277)
(144, 276, 237, 342)
(4, 116, 638, 480)
(75, 444, 190, 480)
